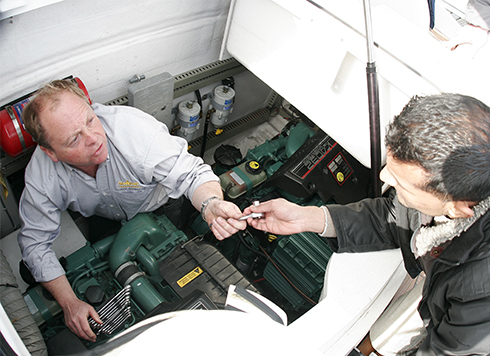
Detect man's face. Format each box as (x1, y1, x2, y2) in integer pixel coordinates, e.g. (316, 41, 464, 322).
(379, 152, 451, 217)
(39, 91, 108, 170)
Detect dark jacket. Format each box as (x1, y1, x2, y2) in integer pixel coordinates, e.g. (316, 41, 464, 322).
(327, 191, 490, 356)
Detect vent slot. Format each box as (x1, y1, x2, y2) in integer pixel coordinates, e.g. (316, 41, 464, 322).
(106, 58, 245, 106)
(188, 108, 270, 155)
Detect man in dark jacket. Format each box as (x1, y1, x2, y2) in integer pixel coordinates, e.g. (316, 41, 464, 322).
(243, 93, 490, 355)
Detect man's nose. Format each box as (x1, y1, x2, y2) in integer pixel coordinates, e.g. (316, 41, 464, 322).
(84, 130, 98, 145)
(379, 166, 392, 186)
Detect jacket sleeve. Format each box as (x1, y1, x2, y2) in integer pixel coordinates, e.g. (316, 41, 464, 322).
(327, 190, 401, 253)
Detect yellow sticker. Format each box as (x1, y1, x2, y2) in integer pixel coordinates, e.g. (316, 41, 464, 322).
(336, 172, 345, 183)
(177, 267, 203, 288)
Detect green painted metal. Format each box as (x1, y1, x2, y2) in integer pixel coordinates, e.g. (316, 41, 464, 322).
(92, 234, 116, 258)
(264, 231, 333, 310)
(108, 213, 187, 272)
(284, 121, 316, 158)
(129, 277, 165, 313)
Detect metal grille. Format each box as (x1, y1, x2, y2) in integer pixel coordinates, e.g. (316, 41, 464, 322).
(187, 108, 270, 155)
(105, 58, 245, 106)
(173, 58, 245, 98)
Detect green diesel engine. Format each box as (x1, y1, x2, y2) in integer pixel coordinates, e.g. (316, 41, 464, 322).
(25, 120, 370, 353)
(26, 213, 255, 351)
(193, 120, 371, 310)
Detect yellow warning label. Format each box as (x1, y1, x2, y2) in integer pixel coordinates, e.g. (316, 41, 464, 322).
(177, 267, 203, 288)
(336, 172, 345, 183)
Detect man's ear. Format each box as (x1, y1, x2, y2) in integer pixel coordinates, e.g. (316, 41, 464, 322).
(448, 201, 476, 219)
(39, 146, 59, 163)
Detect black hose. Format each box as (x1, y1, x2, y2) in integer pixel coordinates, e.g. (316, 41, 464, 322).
(224, 182, 235, 201)
(194, 89, 202, 108)
(200, 109, 214, 159)
(232, 236, 242, 265)
(237, 232, 268, 260)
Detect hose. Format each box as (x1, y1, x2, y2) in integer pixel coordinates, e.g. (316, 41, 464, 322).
(200, 108, 215, 159)
(224, 182, 235, 201)
(0, 249, 48, 356)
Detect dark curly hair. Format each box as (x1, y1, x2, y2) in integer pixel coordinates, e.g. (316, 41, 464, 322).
(385, 93, 490, 202)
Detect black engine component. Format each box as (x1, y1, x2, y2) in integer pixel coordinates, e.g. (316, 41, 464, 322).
(159, 240, 257, 307)
(264, 131, 371, 204)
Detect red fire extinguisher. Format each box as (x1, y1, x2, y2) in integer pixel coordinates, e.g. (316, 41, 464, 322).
(0, 77, 91, 157)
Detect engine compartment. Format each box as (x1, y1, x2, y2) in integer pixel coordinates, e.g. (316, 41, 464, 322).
(22, 117, 371, 354)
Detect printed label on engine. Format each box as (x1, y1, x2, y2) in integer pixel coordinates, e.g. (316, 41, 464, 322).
(291, 136, 336, 179)
(327, 153, 353, 186)
(229, 171, 245, 185)
(177, 267, 203, 288)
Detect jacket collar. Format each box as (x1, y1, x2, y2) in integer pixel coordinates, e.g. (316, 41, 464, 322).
(412, 196, 490, 262)
(439, 214, 489, 265)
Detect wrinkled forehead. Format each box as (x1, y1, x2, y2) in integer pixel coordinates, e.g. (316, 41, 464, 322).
(36, 87, 89, 114)
(39, 91, 90, 120)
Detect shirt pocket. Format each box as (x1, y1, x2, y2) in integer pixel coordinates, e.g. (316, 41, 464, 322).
(114, 180, 157, 213)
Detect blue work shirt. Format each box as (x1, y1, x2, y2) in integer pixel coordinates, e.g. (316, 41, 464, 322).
(18, 103, 218, 282)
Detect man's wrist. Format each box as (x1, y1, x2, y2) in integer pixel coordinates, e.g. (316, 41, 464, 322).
(201, 196, 221, 222)
(319, 205, 329, 235)
(317, 205, 336, 237)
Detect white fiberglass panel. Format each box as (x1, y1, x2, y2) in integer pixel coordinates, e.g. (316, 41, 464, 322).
(224, 0, 489, 167)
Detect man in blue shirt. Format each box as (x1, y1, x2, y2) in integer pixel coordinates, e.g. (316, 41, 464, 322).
(19, 79, 246, 341)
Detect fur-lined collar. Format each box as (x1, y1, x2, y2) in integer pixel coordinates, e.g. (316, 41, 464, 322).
(412, 196, 490, 258)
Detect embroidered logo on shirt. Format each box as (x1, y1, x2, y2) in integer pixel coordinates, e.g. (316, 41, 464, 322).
(117, 180, 142, 190)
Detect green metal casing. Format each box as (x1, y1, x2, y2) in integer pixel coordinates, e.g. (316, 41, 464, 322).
(263, 231, 333, 310)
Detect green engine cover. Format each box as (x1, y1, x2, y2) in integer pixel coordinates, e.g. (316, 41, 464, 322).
(263, 231, 333, 310)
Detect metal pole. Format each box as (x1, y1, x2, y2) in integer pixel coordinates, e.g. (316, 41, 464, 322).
(363, 0, 382, 198)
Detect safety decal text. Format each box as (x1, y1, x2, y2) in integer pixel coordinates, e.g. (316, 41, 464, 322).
(177, 267, 203, 288)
